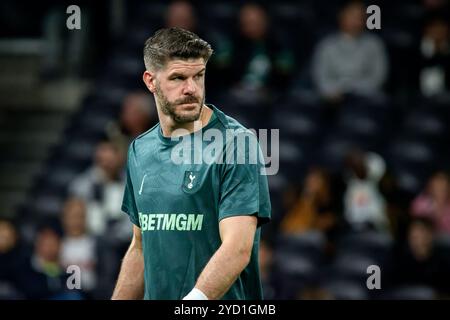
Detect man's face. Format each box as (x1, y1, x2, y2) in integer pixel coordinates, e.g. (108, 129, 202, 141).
(36, 229, 61, 262)
(95, 142, 123, 178)
(339, 3, 365, 36)
(153, 58, 206, 124)
(63, 200, 87, 237)
(240, 4, 267, 40)
(408, 222, 434, 261)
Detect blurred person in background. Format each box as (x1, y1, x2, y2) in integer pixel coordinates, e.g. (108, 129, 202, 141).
(391, 217, 450, 297)
(165, 0, 197, 32)
(17, 221, 81, 299)
(422, 0, 450, 18)
(312, 0, 388, 104)
(60, 198, 97, 299)
(227, 2, 295, 99)
(68, 139, 130, 241)
(410, 171, 450, 234)
(0, 218, 27, 299)
(280, 167, 339, 241)
(342, 149, 390, 233)
(106, 91, 157, 150)
(415, 16, 450, 97)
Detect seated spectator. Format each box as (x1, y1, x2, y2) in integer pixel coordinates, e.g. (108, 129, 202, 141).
(228, 3, 295, 97)
(17, 221, 82, 299)
(60, 198, 97, 298)
(391, 217, 450, 297)
(416, 16, 450, 97)
(342, 149, 390, 233)
(280, 167, 338, 237)
(411, 171, 450, 234)
(165, 0, 197, 32)
(312, 0, 388, 102)
(106, 91, 157, 150)
(0, 218, 27, 299)
(69, 139, 130, 239)
(422, 0, 450, 20)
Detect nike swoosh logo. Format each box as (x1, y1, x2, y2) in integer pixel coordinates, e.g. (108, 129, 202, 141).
(139, 174, 147, 195)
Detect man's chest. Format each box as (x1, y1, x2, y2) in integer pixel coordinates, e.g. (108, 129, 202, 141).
(131, 156, 221, 213)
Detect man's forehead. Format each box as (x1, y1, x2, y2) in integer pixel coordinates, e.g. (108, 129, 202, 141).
(164, 58, 205, 73)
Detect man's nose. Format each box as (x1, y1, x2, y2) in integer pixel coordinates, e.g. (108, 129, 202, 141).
(183, 78, 196, 95)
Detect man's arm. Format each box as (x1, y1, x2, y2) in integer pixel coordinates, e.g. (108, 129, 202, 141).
(186, 215, 257, 300)
(111, 225, 145, 300)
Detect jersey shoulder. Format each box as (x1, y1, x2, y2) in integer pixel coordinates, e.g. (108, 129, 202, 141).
(212, 105, 255, 137)
(128, 122, 160, 158)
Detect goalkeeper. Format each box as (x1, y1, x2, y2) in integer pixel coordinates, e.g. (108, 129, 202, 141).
(111, 27, 271, 300)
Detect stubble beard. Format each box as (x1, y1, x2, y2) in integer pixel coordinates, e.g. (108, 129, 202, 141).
(155, 82, 205, 124)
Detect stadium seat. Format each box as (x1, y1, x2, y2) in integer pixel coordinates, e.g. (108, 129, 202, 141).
(272, 110, 321, 144)
(275, 231, 327, 264)
(316, 135, 361, 171)
(335, 231, 393, 266)
(322, 279, 370, 300)
(273, 232, 326, 299)
(381, 285, 436, 300)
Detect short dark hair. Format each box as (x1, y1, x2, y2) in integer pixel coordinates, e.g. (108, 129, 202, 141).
(143, 27, 213, 71)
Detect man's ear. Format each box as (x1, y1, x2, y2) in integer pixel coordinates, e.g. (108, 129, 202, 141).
(143, 70, 156, 93)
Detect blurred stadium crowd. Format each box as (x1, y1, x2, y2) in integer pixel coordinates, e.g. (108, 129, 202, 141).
(1, 0, 450, 299)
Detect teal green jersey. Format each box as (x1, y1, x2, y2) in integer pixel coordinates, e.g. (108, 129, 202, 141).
(121, 105, 271, 300)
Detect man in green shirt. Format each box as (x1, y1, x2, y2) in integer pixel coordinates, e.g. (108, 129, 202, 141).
(112, 27, 271, 300)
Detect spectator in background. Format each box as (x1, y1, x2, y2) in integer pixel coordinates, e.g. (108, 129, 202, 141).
(391, 217, 450, 297)
(69, 139, 130, 240)
(411, 171, 450, 234)
(416, 17, 450, 97)
(422, 0, 450, 19)
(228, 3, 295, 98)
(17, 221, 81, 299)
(343, 149, 390, 233)
(0, 218, 27, 299)
(165, 0, 197, 32)
(280, 167, 338, 238)
(60, 198, 97, 298)
(312, 0, 388, 103)
(106, 91, 157, 151)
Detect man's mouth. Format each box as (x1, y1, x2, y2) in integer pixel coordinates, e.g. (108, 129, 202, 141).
(178, 102, 198, 108)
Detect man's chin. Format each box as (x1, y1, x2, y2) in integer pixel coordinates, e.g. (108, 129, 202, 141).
(172, 111, 201, 123)
(172, 104, 202, 123)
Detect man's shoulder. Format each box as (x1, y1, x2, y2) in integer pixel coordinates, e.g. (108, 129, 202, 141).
(361, 33, 386, 51)
(128, 123, 160, 156)
(210, 104, 254, 135)
(317, 32, 341, 48)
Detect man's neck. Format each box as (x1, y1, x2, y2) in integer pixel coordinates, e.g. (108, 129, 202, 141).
(159, 104, 213, 138)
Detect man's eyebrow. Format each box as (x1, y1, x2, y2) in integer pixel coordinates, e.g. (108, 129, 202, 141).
(168, 68, 206, 78)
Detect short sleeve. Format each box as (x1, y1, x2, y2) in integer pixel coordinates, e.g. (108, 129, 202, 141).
(218, 131, 271, 227)
(121, 147, 140, 227)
